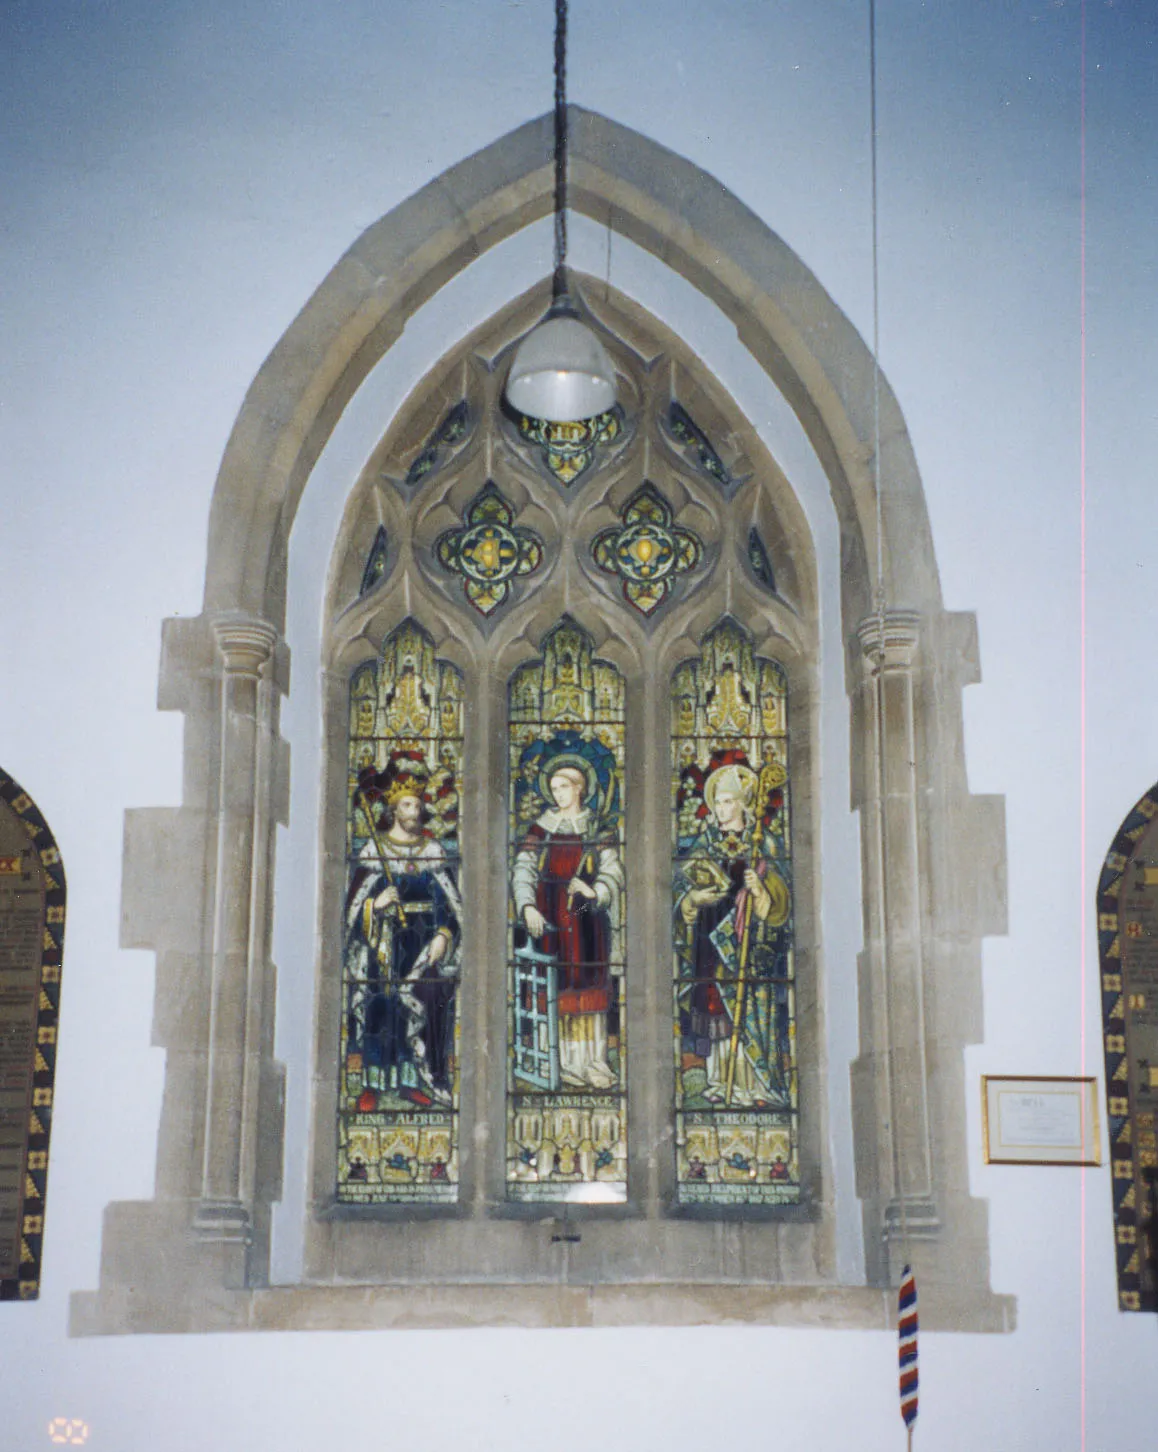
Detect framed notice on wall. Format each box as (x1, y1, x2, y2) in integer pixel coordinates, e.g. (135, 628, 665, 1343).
(982, 1076, 1101, 1167)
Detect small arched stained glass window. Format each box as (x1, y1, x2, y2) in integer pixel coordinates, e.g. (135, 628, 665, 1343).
(506, 620, 628, 1203)
(671, 619, 799, 1205)
(338, 621, 464, 1204)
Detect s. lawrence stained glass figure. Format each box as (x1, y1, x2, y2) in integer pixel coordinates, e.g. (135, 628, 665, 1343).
(507, 620, 628, 1202)
(672, 620, 800, 1205)
(338, 621, 463, 1203)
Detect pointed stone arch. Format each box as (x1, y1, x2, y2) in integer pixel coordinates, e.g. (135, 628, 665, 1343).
(203, 106, 937, 635)
(75, 108, 1012, 1336)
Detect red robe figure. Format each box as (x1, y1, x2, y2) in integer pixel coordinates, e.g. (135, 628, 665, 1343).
(512, 760, 624, 1089)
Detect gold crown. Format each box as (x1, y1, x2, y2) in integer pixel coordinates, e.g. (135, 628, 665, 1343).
(384, 774, 424, 806)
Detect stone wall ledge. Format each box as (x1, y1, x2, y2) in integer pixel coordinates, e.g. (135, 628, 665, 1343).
(70, 1281, 1015, 1337)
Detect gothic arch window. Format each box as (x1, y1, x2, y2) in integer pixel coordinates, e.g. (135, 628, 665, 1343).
(83, 112, 1010, 1334)
(339, 623, 464, 1204)
(672, 621, 798, 1206)
(506, 621, 628, 1203)
(313, 282, 822, 1266)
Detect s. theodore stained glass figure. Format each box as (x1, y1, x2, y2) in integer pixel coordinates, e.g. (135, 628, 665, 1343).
(338, 621, 463, 1203)
(507, 620, 627, 1201)
(672, 620, 800, 1205)
(676, 763, 789, 1105)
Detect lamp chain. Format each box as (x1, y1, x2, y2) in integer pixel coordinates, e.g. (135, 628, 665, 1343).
(553, 0, 569, 299)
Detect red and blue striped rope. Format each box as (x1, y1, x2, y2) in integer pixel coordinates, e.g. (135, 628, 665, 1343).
(898, 1264, 918, 1442)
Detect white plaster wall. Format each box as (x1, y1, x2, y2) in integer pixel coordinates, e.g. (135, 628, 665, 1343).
(1, 0, 1154, 1447)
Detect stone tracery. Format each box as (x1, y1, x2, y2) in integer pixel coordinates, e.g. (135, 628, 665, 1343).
(77, 109, 1008, 1337)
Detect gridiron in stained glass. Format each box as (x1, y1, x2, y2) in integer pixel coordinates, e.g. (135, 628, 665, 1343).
(671, 620, 799, 1205)
(338, 620, 463, 1203)
(507, 619, 627, 1202)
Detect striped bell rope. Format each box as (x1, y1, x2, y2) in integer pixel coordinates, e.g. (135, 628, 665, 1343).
(898, 1263, 919, 1447)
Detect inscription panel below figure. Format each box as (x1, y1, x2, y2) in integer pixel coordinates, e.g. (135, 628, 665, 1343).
(0, 773, 64, 1299)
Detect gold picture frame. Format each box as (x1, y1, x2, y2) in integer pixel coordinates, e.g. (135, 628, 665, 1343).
(981, 1075, 1101, 1166)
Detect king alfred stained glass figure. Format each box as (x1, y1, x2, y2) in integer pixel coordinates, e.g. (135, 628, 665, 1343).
(338, 621, 464, 1203)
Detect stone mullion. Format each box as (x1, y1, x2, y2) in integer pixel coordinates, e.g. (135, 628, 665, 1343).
(467, 662, 506, 1213)
(473, 662, 511, 1211)
(195, 612, 279, 1244)
(624, 667, 664, 1217)
(304, 664, 350, 1258)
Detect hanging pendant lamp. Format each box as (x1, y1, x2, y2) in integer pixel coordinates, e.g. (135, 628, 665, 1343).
(504, 0, 617, 424)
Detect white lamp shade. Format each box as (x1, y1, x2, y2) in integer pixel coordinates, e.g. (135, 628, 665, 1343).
(505, 314, 617, 422)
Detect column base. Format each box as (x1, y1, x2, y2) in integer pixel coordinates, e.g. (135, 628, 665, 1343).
(884, 1196, 940, 1240)
(193, 1199, 252, 1243)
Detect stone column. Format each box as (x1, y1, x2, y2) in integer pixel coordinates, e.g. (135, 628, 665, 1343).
(194, 611, 280, 1244)
(853, 610, 938, 1281)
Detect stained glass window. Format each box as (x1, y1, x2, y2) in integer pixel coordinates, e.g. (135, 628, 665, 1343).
(666, 401, 733, 490)
(506, 620, 627, 1202)
(591, 483, 702, 615)
(746, 527, 776, 595)
(671, 619, 799, 1205)
(512, 406, 622, 485)
(359, 526, 389, 597)
(337, 620, 463, 1203)
(404, 400, 470, 488)
(435, 481, 543, 615)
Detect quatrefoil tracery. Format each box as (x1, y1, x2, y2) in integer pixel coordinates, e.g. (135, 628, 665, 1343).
(592, 483, 703, 615)
(435, 482, 544, 616)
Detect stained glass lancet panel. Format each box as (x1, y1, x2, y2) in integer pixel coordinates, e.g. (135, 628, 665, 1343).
(671, 620, 800, 1206)
(507, 620, 628, 1202)
(337, 620, 463, 1204)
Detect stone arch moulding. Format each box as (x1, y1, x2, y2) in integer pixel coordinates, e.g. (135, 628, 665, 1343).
(72, 107, 1011, 1336)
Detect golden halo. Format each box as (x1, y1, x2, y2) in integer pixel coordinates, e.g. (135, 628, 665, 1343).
(537, 753, 601, 816)
(704, 763, 757, 814)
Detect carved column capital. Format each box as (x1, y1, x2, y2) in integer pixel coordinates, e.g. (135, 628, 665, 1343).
(212, 612, 279, 676)
(856, 609, 920, 671)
